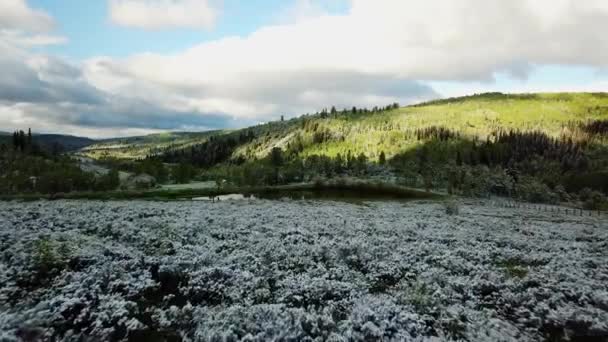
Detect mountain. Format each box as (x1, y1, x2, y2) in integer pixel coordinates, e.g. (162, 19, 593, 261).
(35, 134, 96, 151)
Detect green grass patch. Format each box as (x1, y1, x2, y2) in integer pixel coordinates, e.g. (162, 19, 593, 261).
(496, 259, 530, 279)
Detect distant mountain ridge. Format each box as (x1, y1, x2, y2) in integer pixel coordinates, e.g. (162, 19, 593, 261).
(0, 132, 96, 151)
(80, 130, 225, 159)
(35, 134, 97, 151)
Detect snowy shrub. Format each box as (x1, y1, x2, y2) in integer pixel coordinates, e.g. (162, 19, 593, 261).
(1, 200, 607, 341)
(337, 243, 370, 273)
(554, 184, 570, 202)
(443, 201, 460, 215)
(186, 267, 237, 306)
(278, 275, 354, 308)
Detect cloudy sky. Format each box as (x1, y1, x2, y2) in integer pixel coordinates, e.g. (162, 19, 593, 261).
(1, 0, 608, 138)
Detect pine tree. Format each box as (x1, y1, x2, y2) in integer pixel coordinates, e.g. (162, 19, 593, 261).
(379, 151, 386, 165)
(27, 128, 32, 149)
(18, 130, 26, 152)
(269, 147, 284, 185)
(12, 132, 18, 150)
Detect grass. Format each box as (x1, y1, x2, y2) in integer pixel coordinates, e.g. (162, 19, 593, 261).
(496, 259, 530, 279)
(159, 181, 216, 191)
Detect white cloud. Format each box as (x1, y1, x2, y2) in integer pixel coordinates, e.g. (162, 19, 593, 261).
(4, 0, 608, 137)
(0, 42, 242, 138)
(109, 0, 218, 30)
(0, 1, 66, 48)
(85, 0, 608, 123)
(0, 0, 55, 32)
(0, 29, 67, 47)
(275, 0, 330, 24)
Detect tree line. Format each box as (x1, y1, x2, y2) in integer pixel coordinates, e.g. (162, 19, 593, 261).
(0, 129, 119, 194)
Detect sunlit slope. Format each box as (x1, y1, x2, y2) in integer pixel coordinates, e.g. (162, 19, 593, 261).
(235, 92, 608, 161)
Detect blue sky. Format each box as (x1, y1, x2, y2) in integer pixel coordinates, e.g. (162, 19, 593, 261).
(1, 0, 607, 137)
(30, 0, 351, 58)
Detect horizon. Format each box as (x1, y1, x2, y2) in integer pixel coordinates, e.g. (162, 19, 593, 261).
(2, 0, 608, 138)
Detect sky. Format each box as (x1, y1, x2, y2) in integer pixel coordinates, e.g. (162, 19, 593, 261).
(1, 0, 608, 138)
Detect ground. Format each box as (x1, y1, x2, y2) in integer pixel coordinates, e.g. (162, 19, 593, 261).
(0, 199, 607, 341)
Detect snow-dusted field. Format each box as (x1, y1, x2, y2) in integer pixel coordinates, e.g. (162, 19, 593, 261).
(0, 199, 607, 341)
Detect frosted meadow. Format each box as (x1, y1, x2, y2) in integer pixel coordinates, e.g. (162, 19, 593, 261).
(1, 199, 606, 341)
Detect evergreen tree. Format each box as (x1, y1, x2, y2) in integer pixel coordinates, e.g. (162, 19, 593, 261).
(27, 128, 32, 149)
(356, 153, 368, 174)
(18, 131, 25, 152)
(346, 150, 354, 170)
(379, 151, 386, 165)
(107, 169, 120, 190)
(269, 147, 284, 185)
(12, 132, 18, 150)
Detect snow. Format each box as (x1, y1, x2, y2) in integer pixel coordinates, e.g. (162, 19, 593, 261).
(0, 199, 606, 341)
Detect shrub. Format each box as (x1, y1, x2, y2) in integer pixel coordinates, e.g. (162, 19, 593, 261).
(554, 185, 570, 202)
(579, 188, 607, 210)
(444, 201, 460, 215)
(33, 237, 58, 272)
(515, 177, 559, 204)
(399, 281, 436, 313)
(32, 237, 70, 276)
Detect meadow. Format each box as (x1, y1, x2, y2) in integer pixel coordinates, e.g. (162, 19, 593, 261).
(0, 199, 606, 341)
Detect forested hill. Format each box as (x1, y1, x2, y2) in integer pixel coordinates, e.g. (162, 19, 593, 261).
(82, 92, 608, 164)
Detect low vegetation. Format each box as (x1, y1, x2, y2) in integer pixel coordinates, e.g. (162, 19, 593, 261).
(1, 199, 606, 341)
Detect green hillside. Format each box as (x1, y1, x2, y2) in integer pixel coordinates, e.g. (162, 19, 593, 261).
(83, 92, 608, 162)
(237, 92, 608, 162)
